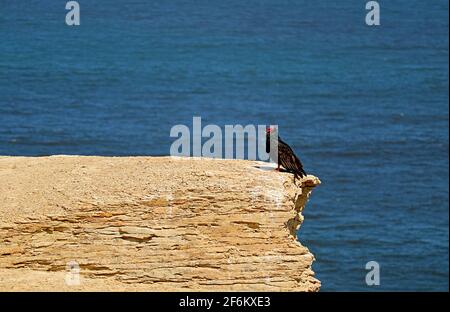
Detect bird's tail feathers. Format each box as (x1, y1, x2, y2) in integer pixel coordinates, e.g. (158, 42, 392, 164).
(300, 168, 307, 178)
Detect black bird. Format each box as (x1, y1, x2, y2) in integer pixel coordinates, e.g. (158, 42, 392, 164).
(266, 127, 307, 179)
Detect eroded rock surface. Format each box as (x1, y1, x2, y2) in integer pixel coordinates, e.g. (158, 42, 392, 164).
(0, 156, 320, 291)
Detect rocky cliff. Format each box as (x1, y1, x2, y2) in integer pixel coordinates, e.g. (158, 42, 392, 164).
(0, 156, 320, 291)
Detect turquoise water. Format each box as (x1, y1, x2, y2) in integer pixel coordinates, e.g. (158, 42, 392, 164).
(0, 1, 448, 291)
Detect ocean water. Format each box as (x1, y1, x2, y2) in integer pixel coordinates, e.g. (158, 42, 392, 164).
(0, 1, 448, 291)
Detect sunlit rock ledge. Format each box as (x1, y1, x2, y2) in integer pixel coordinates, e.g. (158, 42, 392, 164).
(0, 156, 321, 291)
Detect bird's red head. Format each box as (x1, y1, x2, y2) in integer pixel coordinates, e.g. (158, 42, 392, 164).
(266, 126, 276, 134)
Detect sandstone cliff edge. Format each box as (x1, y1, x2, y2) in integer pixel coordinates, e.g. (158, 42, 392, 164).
(0, 156, 321, 291)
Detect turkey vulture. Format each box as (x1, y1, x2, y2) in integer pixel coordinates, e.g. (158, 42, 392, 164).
(266, 127, 307, 179)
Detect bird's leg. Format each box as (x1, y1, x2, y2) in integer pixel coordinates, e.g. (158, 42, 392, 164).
(275, 163, 280, 171)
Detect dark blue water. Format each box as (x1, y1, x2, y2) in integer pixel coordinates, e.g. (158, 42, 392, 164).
(1, 1, 448, 291)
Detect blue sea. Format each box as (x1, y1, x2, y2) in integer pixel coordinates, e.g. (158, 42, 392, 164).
(0, 1, 448, 291)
